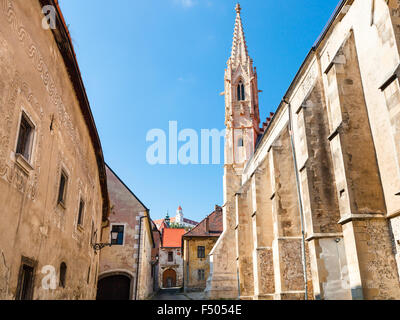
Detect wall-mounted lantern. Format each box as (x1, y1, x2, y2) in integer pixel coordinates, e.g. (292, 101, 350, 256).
(92, 230, 119, 252)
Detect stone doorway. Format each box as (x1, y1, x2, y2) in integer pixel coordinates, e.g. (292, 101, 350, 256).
(97, 274, 131, 300)
(163, 269, 176, 288)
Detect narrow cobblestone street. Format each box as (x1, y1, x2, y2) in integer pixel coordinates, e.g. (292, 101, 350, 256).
(152, 289, 190, 300)
(151, 288, 206, 300)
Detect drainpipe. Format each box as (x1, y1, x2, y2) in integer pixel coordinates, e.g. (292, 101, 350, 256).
(135, 211, 148, 300)
(284, 99, 308, 300)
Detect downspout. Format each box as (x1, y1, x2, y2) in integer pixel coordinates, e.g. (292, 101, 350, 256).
(284, 99, 308, 300)
(135, 212, 148, 300)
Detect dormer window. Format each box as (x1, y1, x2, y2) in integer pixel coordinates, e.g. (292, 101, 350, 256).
(237, 81, 245, 101)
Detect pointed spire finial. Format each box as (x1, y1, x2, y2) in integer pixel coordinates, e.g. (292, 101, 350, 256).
(235, 3, 241, 14)
(230, 2, 249, 63)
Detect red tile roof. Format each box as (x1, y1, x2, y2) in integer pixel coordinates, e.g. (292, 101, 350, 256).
(183, 206, 223, 237)
(162, 228, 187, 248)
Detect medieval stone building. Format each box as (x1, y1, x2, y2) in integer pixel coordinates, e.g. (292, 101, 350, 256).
(97, 165, 155, 300)
(0, 0, 109, 299)
(159, 228, 187, 288)
(206, 0, 400, 300)
(183, 205, 223, 293)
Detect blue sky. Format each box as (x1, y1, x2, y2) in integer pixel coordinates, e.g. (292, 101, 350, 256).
(58, 0, 339, 222)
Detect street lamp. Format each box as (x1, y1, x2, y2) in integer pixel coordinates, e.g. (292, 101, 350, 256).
(92, 230, 119, 252)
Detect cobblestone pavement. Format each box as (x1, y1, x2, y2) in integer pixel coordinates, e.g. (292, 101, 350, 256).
(152, 288, 190, 300)
(151, 288, 207, 300)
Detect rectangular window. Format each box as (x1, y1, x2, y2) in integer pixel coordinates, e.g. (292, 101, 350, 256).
(16, 113, 34, 161)
(197, 246, 205, 259)
(197, 269, 205, 281)
(57, 171, 68, 206)
(16, 257, 36, 300)
(111, 225, 124, 245)
(77, 199, 85, 227)
(168, 251, 173, 262)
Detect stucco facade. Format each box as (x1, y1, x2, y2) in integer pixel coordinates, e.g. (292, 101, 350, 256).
(158, 228, 186, 289)
(207, 1, 400, 300)
(183, 206, 223, 292)
(0, 0, 109, 300)
(97, 165, 154, 300)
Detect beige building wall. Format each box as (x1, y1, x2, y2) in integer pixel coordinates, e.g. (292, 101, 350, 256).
(98, 166, 154, 300)
(159, 247, 183, 288)
(137, 211, 155, 300)
(0, 0, 109, 300)
(183, 237, 218, 292)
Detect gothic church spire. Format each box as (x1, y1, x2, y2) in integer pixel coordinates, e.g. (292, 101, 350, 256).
(230, 3, 250, 66)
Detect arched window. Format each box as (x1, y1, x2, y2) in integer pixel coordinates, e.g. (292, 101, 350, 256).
(237, 81, 245, 101)
(59, 262, 67, 288)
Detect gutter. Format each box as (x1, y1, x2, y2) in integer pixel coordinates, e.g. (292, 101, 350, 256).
(135, 212, 147, 300)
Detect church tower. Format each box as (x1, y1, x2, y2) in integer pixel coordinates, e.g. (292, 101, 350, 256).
(224, 3, 261, 167)
(206, 4, 258, 299)
(176, 205, 183, 224)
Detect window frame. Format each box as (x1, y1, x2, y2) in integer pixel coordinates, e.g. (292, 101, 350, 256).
(77, 198, 85, 228)
(110, 224, 125, 246)
(238, 137, 244, 147)
(15, 111, 35, 163)
(237, 81, 245, 101)
(59, 262, 67, 288)
(197, 246, 206, 259)
(16, 256, 37, 300)
(168, 251, 174, 262)
(197, 269, 205, 281)
(57, 169, 68, 207)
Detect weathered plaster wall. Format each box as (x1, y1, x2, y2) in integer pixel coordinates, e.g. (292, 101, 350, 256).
(99, 167, 153, 300)
(159, 247, 183, 288)
(137, 217, 154, 300)
(212, 0, 400, 300)
(183, 237, 218, 291)
(0, 0, 105, 300)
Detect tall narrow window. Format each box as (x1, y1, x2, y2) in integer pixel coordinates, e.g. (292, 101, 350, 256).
(168, 252, 173, 262)
(59, 262, 67, 288)
(16, 258, 36, 300)
(77, 199, 85, 227)
(238, 137, 244, 147)
(87, 266, 91, 284)
(237, 81, 245, 101)
(197, 269, 205, 281)
(197, 246, 205, 258)
(57, 171, 68, 206)
(16, 113, 34, 161)
(111, 225, 124, 245)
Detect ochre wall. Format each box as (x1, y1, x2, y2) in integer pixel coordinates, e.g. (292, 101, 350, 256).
(0, 0, 105, 300)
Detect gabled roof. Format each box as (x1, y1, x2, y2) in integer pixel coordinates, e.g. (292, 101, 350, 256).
(162, 228, 187, 248)
(183, 206, 223, 237)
